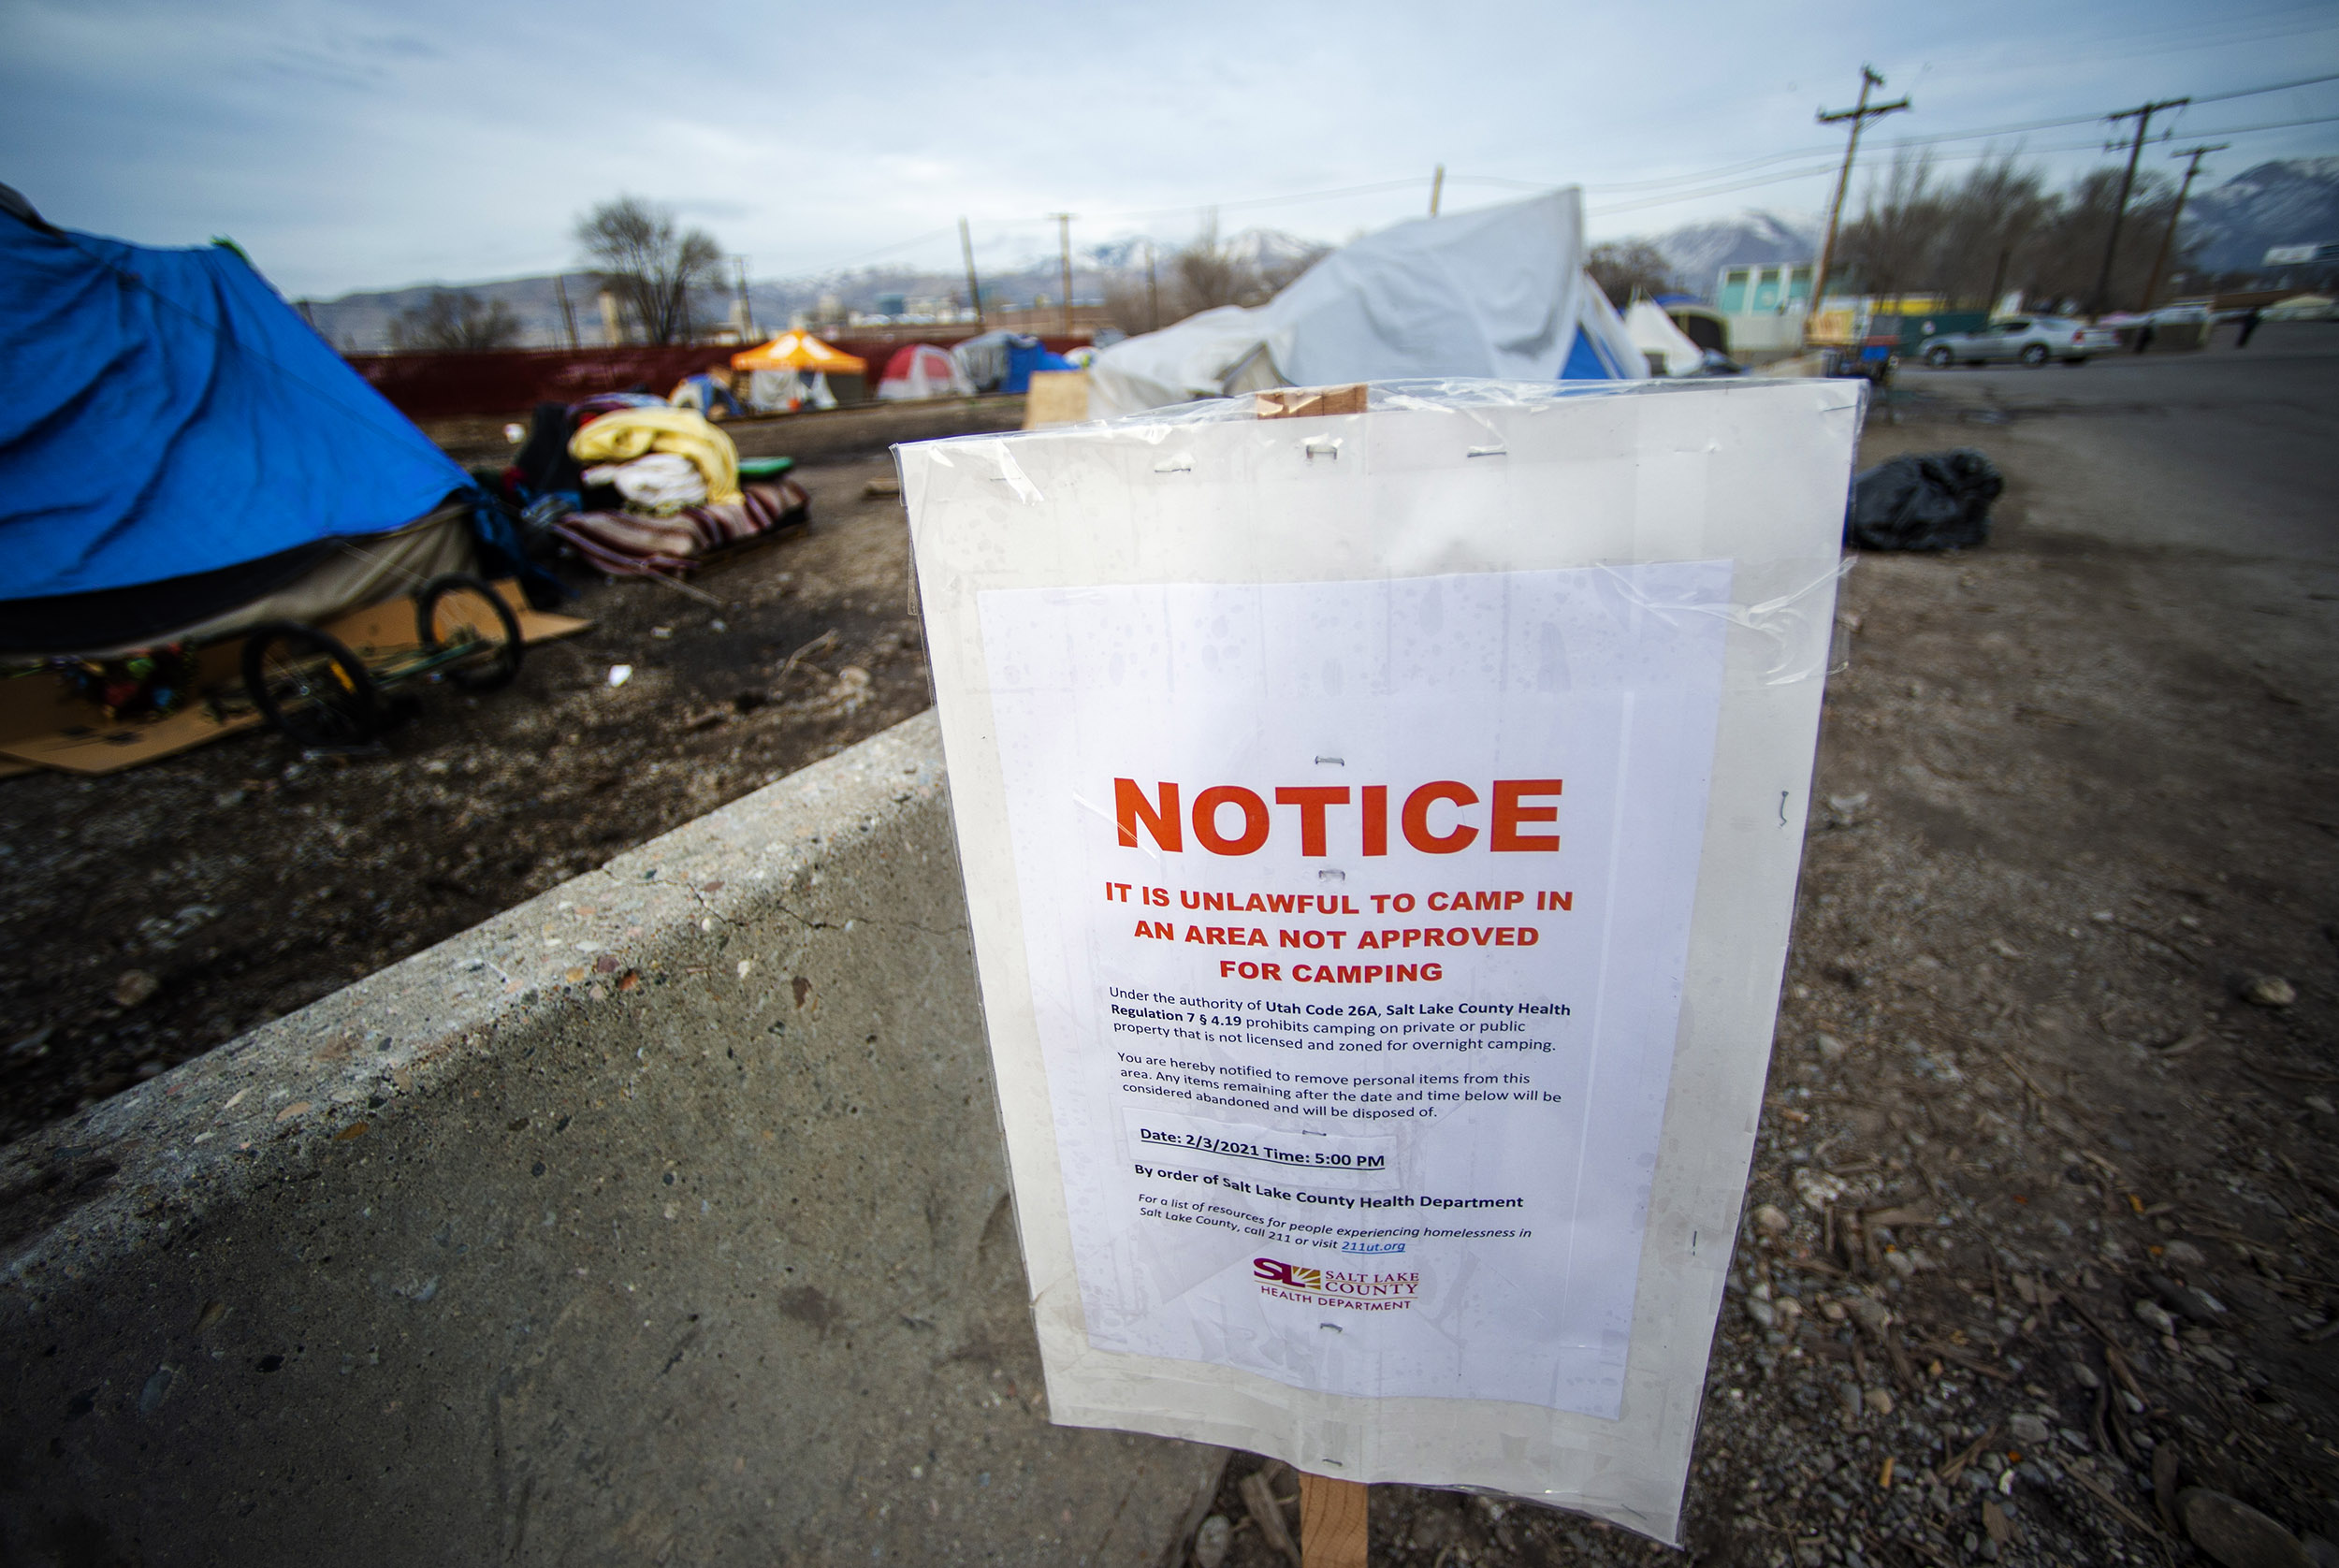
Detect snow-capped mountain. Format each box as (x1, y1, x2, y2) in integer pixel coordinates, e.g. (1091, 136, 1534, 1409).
(2181, 158, 2339, 273)
(1647, 211, 1823, 295)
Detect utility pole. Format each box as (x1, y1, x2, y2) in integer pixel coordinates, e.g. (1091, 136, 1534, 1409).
(1984, 247, 2015, 316)
(2089, 96, 2189, 314)
(2143, 142, 2225, 312)
(1049, 213, 1075, 337)
(553, 273, 580, 351)
(1809, 66, 1910, 337)
(1429, 165, 1446, 217)
(1147, 240, 1160, 332)
(959, 217, 985, 329)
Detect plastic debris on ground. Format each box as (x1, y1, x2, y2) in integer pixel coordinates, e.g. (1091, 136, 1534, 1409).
(1845, 448, 2004, 552)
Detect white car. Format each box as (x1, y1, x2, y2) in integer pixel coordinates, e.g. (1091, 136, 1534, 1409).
(2264, 294, 2335, 321)
(1919, 316, 2120, 367)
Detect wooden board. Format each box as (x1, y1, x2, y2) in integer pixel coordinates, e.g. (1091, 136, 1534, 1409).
(1300, 1474, 1369, 1567)
(1256, 384, 1367, 419)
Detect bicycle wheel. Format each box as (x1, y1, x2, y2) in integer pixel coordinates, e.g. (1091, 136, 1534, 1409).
(241, 623, 381, 748)
(415, 573, 524, 691)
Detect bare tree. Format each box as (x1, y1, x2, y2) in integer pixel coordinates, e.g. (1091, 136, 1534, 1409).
(1835, 150, 1946, 303)
(1174, 215, 1327, 316)
(1656, 149, 2197, 320)
(1253, 238, 1326, 298)
(1103, 273, 1158, 337)
(388, 289, 523, 353)
(574, 196, 723, 345)
(1928, 153, 2054, 309)
(1103, 218, 1328, 333)
(1174, 213, 1251, 314)
(2016, 168, 2184, 312)
(1587, 240, 1677, 307)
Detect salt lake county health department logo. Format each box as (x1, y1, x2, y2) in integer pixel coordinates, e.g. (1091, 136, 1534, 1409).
(1253, 1256, 1421, 1312)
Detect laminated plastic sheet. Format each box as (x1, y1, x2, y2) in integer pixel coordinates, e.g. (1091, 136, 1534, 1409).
(897, 377, 1863, 1542)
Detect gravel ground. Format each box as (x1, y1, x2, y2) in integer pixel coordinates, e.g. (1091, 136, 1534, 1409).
(1177, 399, 2339, 1566)
(0, 454, 929, 1147)
(6, 392, 2334, 1565)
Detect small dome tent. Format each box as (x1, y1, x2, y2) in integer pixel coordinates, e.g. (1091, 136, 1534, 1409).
(876, 343, 973, 400)
(0, 187, 484, 654)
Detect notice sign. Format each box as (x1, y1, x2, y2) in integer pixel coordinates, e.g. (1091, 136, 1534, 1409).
(980, 565, 1729, 1416)
(901, 378, 1863, 1540)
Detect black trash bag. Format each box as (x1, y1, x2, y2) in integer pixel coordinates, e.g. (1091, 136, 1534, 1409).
(512, 400, 584, 497)
(1845, 448, 2003, 551)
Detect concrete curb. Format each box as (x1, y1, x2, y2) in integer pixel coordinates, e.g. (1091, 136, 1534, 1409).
(0, 711, 1222, 1566)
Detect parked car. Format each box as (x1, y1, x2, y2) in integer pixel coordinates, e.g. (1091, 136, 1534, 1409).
(1919, 316, 2119, 367)
(2263, 293, 2334, 321)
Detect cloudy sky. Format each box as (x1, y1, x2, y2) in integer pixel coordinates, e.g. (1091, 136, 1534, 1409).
(6, 0, 2336, 298)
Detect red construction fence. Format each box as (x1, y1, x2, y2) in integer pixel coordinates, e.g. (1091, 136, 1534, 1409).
(349, 337, 1094, 420)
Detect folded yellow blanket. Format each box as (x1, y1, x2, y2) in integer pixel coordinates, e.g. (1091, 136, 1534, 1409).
(569, 407, 741, 504)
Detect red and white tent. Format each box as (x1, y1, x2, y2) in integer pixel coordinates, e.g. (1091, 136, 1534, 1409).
(876, 343, 973, 401)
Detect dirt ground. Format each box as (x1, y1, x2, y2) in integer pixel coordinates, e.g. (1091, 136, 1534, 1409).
(6, 386, 2335, 1565)
(0, 454, 929, 1147)
(1181, 395, 2339, 1565)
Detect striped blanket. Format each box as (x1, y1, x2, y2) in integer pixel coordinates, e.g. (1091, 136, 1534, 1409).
(551, 478, 809, 577)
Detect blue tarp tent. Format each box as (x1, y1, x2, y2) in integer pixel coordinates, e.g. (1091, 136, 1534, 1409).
(0, 189, 478, 653)
(1002, 336, 1077, 395)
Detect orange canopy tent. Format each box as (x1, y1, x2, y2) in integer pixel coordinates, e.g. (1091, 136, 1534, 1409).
(730, 331, 866, 375)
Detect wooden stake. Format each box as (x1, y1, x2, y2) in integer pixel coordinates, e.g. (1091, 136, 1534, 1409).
(1299, 1473, 1369, 1567)
(1256, 384, 1368, 420)
(1049, 211, 1075, 339)
(959, 216, 984, 329)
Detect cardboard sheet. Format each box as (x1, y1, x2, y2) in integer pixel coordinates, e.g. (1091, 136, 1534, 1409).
(0, 704, 268, 775)
(899, 378, 1863, 1541)
(0, 581, 590, 777)
(1023, 370, 1092, 428)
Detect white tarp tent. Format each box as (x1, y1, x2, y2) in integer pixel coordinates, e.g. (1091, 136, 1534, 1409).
(1088, 191, 1642, 417)
(1625, 298, 1709, 377)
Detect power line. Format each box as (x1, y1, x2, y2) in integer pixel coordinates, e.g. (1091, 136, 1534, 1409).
(789, 181, 1435, 279)
(1554, 89, 2339, 201)
(801, 224, 964, 274)
(776, 70, 2339, 283)
(2144, 143, 2229, 308)
(1084, 179, 1431, 223)
(2080, 9, 2339, 69)
(1576, 115, 2339, 219)
(1581, 164, 1844, 216)
(2189, 69, 2339, 104)
(1481, 67, 2339, 203)
(2093, 97, 2190, 313)
(2183, 110, 2339, 135)
(1812, 67, 1911, 322)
